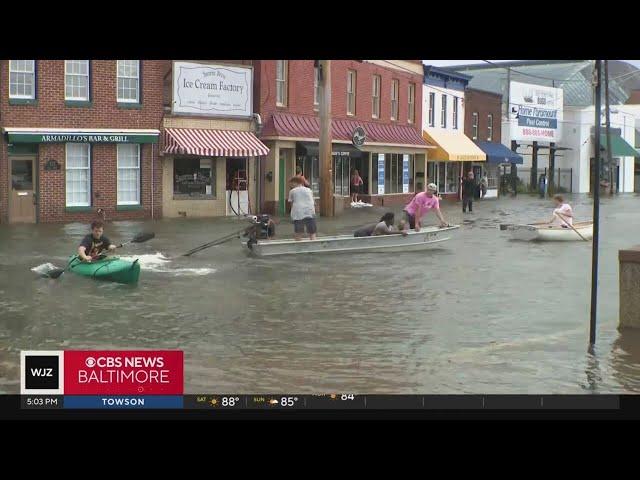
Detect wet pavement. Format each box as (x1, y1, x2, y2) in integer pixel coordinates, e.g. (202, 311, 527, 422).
(1, 193, 640, 394)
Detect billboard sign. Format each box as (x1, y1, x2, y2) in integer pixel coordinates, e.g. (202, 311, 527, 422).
(509, 81, 563, 143)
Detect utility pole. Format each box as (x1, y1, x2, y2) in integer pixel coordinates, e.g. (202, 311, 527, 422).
(548, 143, 555, 196)
(590, 60, 602, 346)
(531, 141, 538, 191)
(318, 60, 334, 217)
(604, 60, 614, 195)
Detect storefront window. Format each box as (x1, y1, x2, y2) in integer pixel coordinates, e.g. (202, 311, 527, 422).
(174, 157, 215, 197)
(430, 162, 459, 194)
(384, 153, 414, 194)
(296, 155, 320, 198)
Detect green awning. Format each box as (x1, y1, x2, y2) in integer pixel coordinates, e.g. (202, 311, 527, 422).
(600, 134, 639, 157)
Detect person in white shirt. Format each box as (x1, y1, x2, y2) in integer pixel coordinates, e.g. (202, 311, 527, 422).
(288, 176, 317, 241)
(548, 194, 573, 227)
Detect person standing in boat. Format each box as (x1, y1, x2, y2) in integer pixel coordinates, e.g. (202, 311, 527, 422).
(548, 194, 573, 227)
(350, 169, 364, 204)
(288, 176, 317, 241)
(78, 220, 116, 262)
(403, 183, 448, 231)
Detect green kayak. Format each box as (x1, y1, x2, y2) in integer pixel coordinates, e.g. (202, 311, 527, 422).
(67, 255, 141, 285)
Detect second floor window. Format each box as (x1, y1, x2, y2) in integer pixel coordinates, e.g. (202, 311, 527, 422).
(452, 97, 459, 129)
(440, 94, 447, 128)
(117, 60, 140, 103)
(487, 114, 493, 141)
(9, 60, 35, 99)
(391, 79, 399, 121)
(428, 92, 435, 127)
(408, 83, 415, 124)
(472, 112, 479, 140)
(347, 69, 356, 115)
(276, 60, 288, 106)
(65, 60, 90, 101)
(372, 75, 381, 118)
(314, 65, 320, 107)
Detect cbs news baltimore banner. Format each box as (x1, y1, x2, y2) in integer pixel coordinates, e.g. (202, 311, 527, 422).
(20, 350, 184, 409)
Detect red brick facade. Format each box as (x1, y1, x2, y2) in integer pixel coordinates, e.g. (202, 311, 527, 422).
(0, 60, 165, 223)
(463, 88, 502, 142)
(255, 60, 423, 130)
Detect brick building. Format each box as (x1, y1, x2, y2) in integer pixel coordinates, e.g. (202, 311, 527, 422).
(0, 60, 165, 224)
(463, 87, 522, 198)
(256, 60, 429, 215)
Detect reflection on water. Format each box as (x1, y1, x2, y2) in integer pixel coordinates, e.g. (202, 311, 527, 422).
(1, 194, 640, 393)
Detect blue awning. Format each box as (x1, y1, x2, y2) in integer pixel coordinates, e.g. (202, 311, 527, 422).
(475, 140, 523, 164)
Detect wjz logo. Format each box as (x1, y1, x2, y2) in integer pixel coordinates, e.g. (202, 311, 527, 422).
(20, 351, 64, 394)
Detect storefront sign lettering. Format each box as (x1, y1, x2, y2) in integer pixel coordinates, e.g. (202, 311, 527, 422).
(40, 134, 130, 143)
(173, 62, 252, 117)
(509, 81, 563, 143)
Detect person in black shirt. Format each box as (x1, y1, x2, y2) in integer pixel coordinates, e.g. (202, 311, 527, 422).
(462, 171, 477, 213)
(78, 220, 116, 262)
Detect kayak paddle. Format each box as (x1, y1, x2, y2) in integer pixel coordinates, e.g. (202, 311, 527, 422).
(46, 232, 155, 279)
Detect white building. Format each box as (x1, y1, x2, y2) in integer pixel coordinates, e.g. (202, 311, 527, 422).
(422, 66, 485, 199)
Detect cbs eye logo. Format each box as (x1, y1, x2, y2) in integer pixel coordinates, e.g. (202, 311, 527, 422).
(85, 357, 96, 368)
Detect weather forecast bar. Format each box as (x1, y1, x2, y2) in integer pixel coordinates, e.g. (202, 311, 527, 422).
(20, 395, 621, 410)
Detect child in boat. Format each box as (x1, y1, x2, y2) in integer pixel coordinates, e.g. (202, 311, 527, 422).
(548, 194, 573, 227)
(78, 220, 116, 262)
(288, 176, 317, 241)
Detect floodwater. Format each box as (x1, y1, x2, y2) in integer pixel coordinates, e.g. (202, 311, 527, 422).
(2, 193, 640, 394)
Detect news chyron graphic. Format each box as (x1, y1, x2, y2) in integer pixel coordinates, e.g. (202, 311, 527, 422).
(21, 350, 184, 409)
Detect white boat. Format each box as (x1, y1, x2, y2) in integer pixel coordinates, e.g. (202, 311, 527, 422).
(504, 221, 593, 241)
(242, 225, 460, 256)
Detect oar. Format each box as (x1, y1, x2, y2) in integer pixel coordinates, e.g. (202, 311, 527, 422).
(47, 232, 155, 279)
(555, 212, 589, 242)
(182, 227, 247, 256)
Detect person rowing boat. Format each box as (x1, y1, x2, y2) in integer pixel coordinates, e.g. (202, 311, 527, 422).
(78, 220, 116, 262)
(547, 194, 573, 228)
(403, 183, 448, 231)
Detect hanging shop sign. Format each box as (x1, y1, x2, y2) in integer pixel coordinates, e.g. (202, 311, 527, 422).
(44, 159, 61, 171)
(377, 153, 385, 195)
(352, 126, 366, 148)
(172, 62, 253, 118)
(509, 81, 563, 143)
(6, 131, 159, 144)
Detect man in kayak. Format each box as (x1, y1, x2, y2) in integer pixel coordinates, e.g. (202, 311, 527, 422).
(78, 220, 116, 262)
(403, 183, 448, 231)
(548, 194, 573, 227)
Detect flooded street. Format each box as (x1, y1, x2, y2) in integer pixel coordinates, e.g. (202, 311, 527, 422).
(2, 193, 640, 394)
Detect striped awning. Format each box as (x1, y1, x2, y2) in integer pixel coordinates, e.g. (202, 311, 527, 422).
(163, 128, 269, 157)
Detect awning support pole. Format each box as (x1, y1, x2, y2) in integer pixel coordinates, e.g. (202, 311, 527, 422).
(590, 60, 602, 346)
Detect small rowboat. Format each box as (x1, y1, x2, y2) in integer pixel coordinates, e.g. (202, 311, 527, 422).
(503, 221, 593, 242)
(67, 255, 141, 284)
(242, 225, 459, 257)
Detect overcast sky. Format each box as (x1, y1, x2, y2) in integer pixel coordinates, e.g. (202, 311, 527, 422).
(425, 60, 640, 69)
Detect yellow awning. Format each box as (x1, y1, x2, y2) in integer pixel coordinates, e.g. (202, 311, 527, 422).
(423, 129, 486, 162)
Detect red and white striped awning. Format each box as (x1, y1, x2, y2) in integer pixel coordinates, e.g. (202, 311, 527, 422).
(163, 128, 269, 157)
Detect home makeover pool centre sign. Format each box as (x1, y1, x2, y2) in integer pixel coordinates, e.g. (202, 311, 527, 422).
(172, 61, 253, 118)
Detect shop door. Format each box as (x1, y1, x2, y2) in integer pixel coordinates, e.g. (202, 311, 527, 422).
(9, 157, 36, 223)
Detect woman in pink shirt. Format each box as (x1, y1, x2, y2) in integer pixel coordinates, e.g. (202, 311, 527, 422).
(351, 169, 364, 203)
(403, 183, 449, 231)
